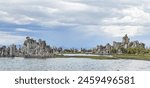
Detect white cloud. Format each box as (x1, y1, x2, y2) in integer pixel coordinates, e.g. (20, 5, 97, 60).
(103, 6, 150, 25)
(120, 6, 150, 24)
(0, 0, 150, 39)
(58, 1, 99, 12)
(16, 28, 34, 32)
(2, 0, 145, 28)
(0, 0, 101, 26)
(0, 10, 35, 25)
(102, 25, 144, 37)
(0, 31, 25, 45)
(75, 25, 146, 38)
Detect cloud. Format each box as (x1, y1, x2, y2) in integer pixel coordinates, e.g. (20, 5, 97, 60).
(0, 31, 25, 45)
(0, 0, 150, 47)
(102, 25, 145, 37)
(0, 10, 35, 25)
(0, 0, 102, 27)
(75, 25, 146, 38)
(102, 6, 150, 25)
(0, 0, 149, 27)
(16, 28, 34, 32)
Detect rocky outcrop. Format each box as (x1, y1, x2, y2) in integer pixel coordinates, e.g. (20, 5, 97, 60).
(94, 34, 145, 55)
(94, 43, 112, 55)
(21, 37, 55, 58)
(122, 34, 130, 48)
(0, 37, 61, 58)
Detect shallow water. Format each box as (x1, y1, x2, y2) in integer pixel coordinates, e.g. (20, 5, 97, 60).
(0, 57, 150, 71)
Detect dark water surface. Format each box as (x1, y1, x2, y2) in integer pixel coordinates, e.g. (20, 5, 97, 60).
(0, 57, 150, 71)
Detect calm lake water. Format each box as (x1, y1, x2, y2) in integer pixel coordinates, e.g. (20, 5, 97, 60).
(0, 57, 150, 71)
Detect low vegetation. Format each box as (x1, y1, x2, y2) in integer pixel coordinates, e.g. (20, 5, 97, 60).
(113, 54, 150, 60)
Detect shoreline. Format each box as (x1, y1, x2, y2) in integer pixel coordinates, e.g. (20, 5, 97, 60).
(0, 54, 150, 61)
(56, 54, 150, 61)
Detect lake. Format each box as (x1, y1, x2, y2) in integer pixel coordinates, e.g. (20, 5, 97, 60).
(0, 57, 150, 71)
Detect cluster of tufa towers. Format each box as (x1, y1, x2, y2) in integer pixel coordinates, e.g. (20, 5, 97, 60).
(93, 34, 145, 55)
(0, 37, 62, 58)
(0, 34, 146, 57)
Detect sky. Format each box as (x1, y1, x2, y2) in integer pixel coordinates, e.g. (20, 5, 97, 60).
(0, 0, 150, 49)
